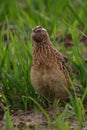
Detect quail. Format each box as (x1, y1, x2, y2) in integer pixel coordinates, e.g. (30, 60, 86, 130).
(30, 26, 70, 100)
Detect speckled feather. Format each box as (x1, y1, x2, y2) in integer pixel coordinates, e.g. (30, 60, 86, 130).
(31, 26, 70, 100)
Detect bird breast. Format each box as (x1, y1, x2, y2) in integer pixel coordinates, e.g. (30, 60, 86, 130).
(30, 43, 69, 100)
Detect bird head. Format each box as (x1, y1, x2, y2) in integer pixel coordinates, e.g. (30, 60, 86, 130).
(32, 26, 49, 43)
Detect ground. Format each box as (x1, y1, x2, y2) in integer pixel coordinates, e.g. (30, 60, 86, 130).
(0, 106, 87, 130)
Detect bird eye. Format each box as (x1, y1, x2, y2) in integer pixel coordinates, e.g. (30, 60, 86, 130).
(36, 29, 42, 33)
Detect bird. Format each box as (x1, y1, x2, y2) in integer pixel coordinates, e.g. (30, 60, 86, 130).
(30, 26, 70, 101)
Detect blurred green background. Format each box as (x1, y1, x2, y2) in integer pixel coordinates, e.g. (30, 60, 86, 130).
(0, 0, 87, 110)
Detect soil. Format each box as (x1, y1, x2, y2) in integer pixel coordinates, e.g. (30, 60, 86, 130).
(0, 107, 86, 130)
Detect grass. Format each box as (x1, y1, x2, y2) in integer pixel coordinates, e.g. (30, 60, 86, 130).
(0, 0, 87, 130)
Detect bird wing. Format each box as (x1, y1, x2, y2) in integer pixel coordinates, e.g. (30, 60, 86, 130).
(50, 44, 69, 74)
(55, 50, 69, 78)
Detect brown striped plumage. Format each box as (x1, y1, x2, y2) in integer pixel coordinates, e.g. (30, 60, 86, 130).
(30, 26, 70, 100)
